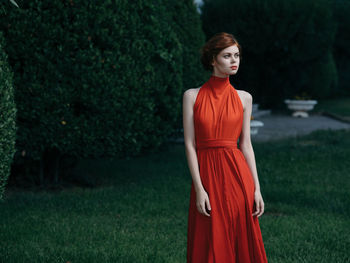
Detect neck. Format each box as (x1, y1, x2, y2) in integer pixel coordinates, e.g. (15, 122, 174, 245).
(207, 74, 230, 96)
(212, 72, 229, 78)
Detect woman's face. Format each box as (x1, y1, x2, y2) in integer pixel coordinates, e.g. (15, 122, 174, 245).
(211, 45, 240, 77)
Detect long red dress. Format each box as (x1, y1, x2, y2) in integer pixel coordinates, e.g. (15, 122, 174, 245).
(186, 74, 268, 263)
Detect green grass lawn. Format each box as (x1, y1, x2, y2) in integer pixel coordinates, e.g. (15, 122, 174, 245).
(314, 97, 350, 120)
(1, 129, 350, 262)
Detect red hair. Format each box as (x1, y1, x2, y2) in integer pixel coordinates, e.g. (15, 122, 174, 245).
(200, 32, 242, 71)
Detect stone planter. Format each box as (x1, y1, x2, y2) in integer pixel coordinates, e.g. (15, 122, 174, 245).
(250, 120, 264, 135)
(284, 99, 318, 118)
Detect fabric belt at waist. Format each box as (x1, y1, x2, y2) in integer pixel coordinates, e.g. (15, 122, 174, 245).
(196, 139, 238, 150)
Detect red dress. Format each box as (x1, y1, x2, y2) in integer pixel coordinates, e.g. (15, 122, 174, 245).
(186, 75, 268, 263)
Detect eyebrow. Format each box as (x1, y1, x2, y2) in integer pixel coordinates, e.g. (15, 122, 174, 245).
(223, 52, 240, 55)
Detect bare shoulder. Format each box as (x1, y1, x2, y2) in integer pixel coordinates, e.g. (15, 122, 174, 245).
(183, 86, 202, 105)
(236, 89, 252, 110)
(236, 89, 252, 101)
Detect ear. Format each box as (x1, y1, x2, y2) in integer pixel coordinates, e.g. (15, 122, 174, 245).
(211, 55, 216, 66)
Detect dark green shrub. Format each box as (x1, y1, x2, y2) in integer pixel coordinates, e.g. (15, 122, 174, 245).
(332, 0, 350, 96)
(201, 0, 337, 108)
(164, 0, 209, 132)
(0, 32, 17, 199)
(0, 0, 206, 185)
(0, 0, 183, 160)
(165, 1, 208, 91)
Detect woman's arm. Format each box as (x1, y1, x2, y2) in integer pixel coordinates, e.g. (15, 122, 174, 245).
(238, 91, 265, 217)
(183, 88, 211, 217)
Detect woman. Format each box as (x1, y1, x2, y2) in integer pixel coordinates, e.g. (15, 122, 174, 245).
(183, 32, 268, 262)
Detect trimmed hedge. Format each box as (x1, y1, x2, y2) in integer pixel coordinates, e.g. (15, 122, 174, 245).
(1, 0, 205, 163)
(163, 1, 208, 91)
(164, 0, 209, 132)
(0, 0, 207, 185)
(0, 31, 17, 199)
(201, 0, 337, 109)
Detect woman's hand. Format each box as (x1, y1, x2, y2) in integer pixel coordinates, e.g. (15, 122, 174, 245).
(252, 190, 265, 217)
(196, 188, 211, 217)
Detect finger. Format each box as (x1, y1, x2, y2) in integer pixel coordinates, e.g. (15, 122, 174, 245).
(257, 201, 263, 217)
(205, 199, 211, 212)
(258, 209, 263, 217)
(201, 204, 210, 217)
(252, 203, 258, 216)
(253, 202, 260, 217)
(258, 203, 265, 217)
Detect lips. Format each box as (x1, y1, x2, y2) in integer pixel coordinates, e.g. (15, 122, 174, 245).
(231, 66, 237, 69)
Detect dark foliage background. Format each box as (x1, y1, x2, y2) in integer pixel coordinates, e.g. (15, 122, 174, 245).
(332, 0, 350, 96)
(0, 31, 17, 199)
(201, 0, 338, 109)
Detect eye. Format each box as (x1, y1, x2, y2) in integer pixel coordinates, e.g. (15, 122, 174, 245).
(224, 55, 230, 58)
(234, 53, 240, 58)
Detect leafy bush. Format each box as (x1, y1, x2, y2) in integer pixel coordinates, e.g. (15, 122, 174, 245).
(0, 32, 17, 199)
(164, 0, 209, 132)
(0, 0, 206, 185)
(201, 0, 337, 108)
